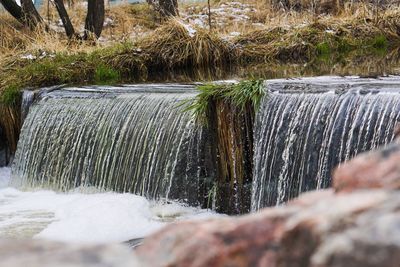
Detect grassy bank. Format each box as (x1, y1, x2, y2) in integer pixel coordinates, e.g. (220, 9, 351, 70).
(1, 15, 399, 102)
(2, 1, 400, 103)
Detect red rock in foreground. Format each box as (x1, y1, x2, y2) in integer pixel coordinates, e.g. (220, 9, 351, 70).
(135, 142, 400, 267)
(333, 142, 400, 192)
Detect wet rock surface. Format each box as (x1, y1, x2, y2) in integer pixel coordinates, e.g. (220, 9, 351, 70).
(0, 239, 139, 267)
(135, 142, 400, 267)
(0, 148, 6, 167)
(0, 126, 7, 167)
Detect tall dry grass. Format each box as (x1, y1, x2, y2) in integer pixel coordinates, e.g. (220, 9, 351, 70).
(139, 19, 233, 68)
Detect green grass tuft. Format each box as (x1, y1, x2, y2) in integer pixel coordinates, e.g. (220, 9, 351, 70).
(225, 79, 265, 110)
(94, 65, 121, 85)
(1, 85, 21, 106)
(316, 42, 331, 56)
(371, 35, 388, 50)
(182, 79, 265, 124)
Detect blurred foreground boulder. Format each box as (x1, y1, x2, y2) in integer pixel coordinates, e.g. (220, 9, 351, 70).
(0, 239, 140, 267)
(334, 142, 400, 192)
(135, 142, 400, 267)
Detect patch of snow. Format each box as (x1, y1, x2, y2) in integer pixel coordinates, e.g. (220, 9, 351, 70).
(21, 54, 36, 60)
(192, 18, 206, 28)
(104, 17, 115, 27)
(178, 21, 197, 37)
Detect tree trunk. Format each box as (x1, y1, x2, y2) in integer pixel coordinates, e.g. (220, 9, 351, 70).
(0, 0, 24, 24)
(53, 0, 76, 39)
(84, 0, 104, 39)
(20, 0, 43, 28)
(159, 0, 179, 17)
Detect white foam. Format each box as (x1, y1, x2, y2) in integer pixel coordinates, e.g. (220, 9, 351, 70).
(0, 167, 221, 244)
(0, 167, 10, 188)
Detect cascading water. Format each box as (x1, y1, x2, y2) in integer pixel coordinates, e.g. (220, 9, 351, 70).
(10, 77, 400, 218)
(12, 85, 211, 206)
(252, 77, 400, 211)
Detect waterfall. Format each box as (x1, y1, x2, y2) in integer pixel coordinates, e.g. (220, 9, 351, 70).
(12, 85, 210, 206)
(252, 77, 400, 211)
(12, 78, 400, 214)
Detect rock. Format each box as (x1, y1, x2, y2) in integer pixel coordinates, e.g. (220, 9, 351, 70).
(333, 142, 400, 193)
(0, 126, 7, 167)
(136, 190, 399, 267)
(311, 194, 400, 267)
(135, 142, 400, 267)
(136, 208, 295, 267)
(0, 147, 6, 167)
(0, 239, 140, 267)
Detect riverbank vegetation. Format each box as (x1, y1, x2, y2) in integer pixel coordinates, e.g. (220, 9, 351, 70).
(1, 0, 400, 102)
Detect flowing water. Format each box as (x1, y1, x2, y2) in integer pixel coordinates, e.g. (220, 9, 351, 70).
(251, 77, 400, 210)
(12, 85, 211, 206)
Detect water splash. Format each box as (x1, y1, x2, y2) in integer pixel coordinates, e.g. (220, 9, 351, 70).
(0, 167, 220, 243)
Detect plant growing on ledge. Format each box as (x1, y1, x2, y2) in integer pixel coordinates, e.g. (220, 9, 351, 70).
(181, 79, 265, 213)
(182, 79, 265, 124)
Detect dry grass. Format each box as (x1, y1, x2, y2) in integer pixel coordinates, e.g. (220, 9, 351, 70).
(139, 19, 233, 68)
(0, 15, 33, 61)
(233, 5, 400, 63)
